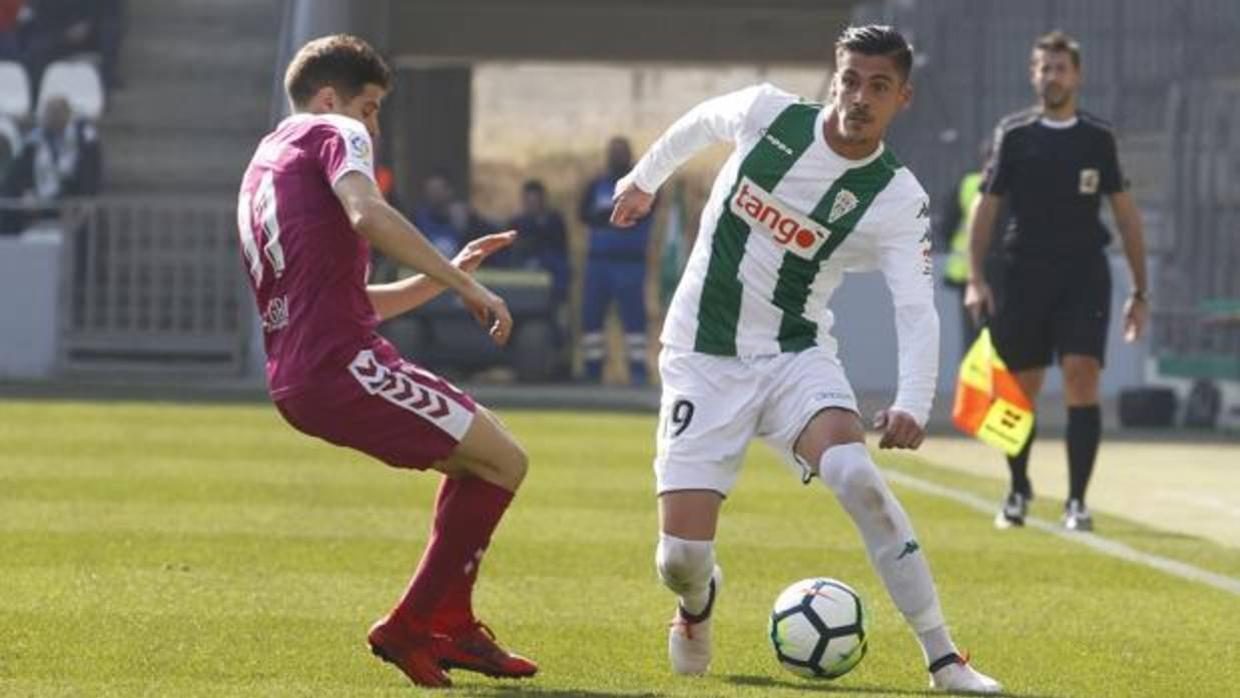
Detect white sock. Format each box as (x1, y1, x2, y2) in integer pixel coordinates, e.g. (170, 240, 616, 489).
(818, 443, 952, 664)
(919, 625, 958, 668)
(656, 533, 715, 616)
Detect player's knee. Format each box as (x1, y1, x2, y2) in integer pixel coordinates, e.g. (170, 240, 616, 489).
(819, 443, 884, 504)
(656, 533, 714, 593)
(484, 440, 528, 490)
(507, 442, 529, 483)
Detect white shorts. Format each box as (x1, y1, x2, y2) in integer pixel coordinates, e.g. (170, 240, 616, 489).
(653, 345, 859, 496)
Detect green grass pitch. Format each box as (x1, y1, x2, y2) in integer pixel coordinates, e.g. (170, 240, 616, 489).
(2, 400, 1238, 697)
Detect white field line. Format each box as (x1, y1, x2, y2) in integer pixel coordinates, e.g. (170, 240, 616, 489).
(881, 468, 1240, 597)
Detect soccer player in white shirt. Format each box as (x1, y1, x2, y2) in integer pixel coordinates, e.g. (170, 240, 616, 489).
(611, 26, 1001, 693)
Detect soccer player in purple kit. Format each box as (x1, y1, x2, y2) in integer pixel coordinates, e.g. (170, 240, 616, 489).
(237, 34, 536, 688)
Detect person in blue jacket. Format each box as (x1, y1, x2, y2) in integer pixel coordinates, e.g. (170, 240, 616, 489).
(579, 136, 654, 385)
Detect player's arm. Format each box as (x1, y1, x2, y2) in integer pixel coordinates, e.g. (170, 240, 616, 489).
(875, 202, 939, 450)
(333, 172, 512, 344)
(365, 231, 516, 321)
(612, 83, 773, 227)
(1109, 189, 1149, 342)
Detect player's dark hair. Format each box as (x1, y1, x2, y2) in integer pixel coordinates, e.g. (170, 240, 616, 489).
(1033, 29, 1081, 68)
(284, 34, 392, 108)
(522, 179, 547, 196)
(834, 25, 913, 81)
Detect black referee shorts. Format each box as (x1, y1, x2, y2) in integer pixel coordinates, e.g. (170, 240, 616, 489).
(990, 252, 1111, 371)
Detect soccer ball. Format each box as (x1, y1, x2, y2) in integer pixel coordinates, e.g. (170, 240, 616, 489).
(768, 577, 868, 679)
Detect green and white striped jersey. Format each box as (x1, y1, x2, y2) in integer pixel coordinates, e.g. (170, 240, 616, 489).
(624, 83, 938, 423)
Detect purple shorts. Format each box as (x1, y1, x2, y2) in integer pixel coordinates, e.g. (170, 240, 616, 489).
(275, 343, 477, 470)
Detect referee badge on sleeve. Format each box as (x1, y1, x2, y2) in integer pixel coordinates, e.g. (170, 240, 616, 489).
(1079, 168, 1100, 194)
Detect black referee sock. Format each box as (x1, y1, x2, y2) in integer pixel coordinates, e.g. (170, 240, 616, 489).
(1067, 405, 1102, 503)
(1006, 426, 1035, 498)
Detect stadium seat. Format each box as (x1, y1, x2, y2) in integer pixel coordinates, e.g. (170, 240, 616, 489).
(37, 61, 105, 120)
(0, 62, 31, 120)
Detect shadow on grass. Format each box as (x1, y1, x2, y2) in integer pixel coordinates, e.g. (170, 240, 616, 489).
(725, 674, 1067, 698)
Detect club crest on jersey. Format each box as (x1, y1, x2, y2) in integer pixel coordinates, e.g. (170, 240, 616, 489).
(1079, 168, 1099, 194)
(730, 176, 830, 260)
(828, 189, 859, 224)
(349, 132, 371, 161)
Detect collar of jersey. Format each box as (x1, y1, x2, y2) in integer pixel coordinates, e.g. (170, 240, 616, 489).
(1038, 114, 1079, 129)
(814, 106, 887, 168)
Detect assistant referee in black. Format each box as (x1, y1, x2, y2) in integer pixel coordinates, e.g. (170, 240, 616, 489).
(965, 30, 1149, 532)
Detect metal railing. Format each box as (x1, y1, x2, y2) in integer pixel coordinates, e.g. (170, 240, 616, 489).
(2, 196, 253, 376)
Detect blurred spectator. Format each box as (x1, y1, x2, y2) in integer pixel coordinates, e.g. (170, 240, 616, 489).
(933, 139, 991, 353)
(20, 0, 124, 94)
(501, 179, 569, 304)
(0, 0, 23, 61)
(412, 173, 496, 258)
(447, 199, 498, 242)
(413, 173, 466, 257)
(579, 135, 654, 386)
(1, 94, 100, 230)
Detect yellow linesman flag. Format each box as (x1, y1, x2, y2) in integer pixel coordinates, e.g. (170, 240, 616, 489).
(952, 328, 1035, 456)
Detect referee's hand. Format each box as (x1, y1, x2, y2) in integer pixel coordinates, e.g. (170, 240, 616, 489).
(1123, 295, 1149, 342)
(964, 280, 995, 326)
(874, 409, 925, 450)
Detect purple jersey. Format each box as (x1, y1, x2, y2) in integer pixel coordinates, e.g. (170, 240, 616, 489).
(237, 113, 380, 399)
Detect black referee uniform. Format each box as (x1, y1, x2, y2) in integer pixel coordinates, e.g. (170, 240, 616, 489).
(981, 108, 1124, 370)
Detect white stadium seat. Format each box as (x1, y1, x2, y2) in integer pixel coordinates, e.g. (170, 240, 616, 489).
(38, 60, 105, 120)
(0, 61, 31, 120)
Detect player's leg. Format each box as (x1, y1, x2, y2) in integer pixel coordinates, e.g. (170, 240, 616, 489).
(581, 258, 610, 382)
(762, 349, 999, 692)
(1055, 252, 1111, 531)
(376, 407, 537, 679)
(654, 348, 760, 675)
(615, 260, 649, 386)
(659, 490, 724, 675)
(990, 258, 1054, 526)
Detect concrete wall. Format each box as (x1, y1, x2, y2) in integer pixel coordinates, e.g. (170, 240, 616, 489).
(0, 233, 63, 379)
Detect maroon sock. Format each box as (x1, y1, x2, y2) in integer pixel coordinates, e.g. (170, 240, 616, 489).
(432, 477, 482, 631)
(390, 476, 513, 631)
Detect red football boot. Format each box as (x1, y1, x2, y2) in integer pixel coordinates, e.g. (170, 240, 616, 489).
(367, 617, 453, 688)
(437, 621, 538, 679)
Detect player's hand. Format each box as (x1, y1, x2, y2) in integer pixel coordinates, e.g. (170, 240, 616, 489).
(1123, 295, 1149, 343)
(452, 230, 516, 274)
(873, 409, 925, 450)
(963, 279, 994, 327)
(611, 179, 654, 228)
(459, 280, 513, 346)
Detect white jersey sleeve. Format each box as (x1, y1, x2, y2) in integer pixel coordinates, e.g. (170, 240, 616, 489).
(317, 114, 376, 186)
(623, 83, 791, 195)
(877, 181, 938, 425)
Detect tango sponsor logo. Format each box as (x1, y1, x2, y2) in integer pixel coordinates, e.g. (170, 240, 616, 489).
(730, 176, 830, 260)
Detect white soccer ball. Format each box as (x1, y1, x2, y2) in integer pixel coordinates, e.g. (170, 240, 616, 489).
(768, 577, 868, 679)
